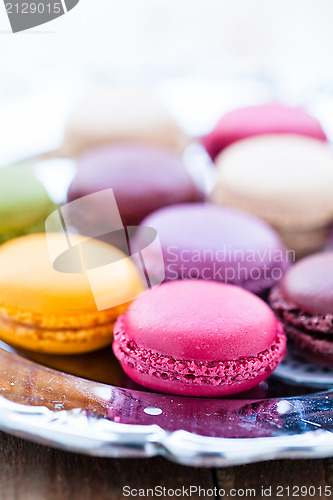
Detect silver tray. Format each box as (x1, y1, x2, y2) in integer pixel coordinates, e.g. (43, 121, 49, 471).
(1, 71, 333, 467)
(1, 341, 333, 467)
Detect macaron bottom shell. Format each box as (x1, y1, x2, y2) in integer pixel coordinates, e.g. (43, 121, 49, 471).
(0, 315, 118, 355)
(113, 316, 287, 397)
(284, 324, 333, 369)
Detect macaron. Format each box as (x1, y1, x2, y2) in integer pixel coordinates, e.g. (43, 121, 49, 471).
(270, 252, 333, 368)
(202, 103, 327, 160)
(0, 166, 54, 244)
(113, 280, 287, 397)
(210, 134, 333, 257)
(134, 203, 290, 295)
(0, 233, 143, 354)
(62, 86, 188, 156)
(67, 144, 203, 228)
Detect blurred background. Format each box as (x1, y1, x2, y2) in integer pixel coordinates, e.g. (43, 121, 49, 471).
(1, 0, 333, 165)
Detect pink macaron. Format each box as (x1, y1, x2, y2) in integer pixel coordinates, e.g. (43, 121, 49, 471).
(202, 103, 327, 160)
(112, 280, 286, 397)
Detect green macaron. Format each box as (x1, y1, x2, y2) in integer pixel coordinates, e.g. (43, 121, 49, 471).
(0, 166, 55, 244)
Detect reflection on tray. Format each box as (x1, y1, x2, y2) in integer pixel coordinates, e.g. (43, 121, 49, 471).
(0, 341, 333, 440)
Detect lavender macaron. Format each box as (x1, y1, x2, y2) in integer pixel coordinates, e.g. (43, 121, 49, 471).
(134, 203, 291, 295)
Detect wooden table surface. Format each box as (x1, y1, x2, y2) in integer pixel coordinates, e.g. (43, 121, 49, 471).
(1, 432, 332, 500)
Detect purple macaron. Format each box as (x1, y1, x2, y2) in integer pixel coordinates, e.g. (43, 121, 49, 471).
(134, 203, 291, 295)
(67, 144, 203, 228)
(270, 252, 333, 367)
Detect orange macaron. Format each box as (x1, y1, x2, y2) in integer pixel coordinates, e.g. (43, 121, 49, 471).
(0, 233, 144, 354)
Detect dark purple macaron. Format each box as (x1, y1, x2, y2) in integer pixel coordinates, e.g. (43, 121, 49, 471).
(134, 203, 291, 295)
(67, 144, 203, 228)
(270, 252, 333, 367)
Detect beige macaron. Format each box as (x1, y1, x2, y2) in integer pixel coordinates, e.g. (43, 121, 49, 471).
(61, 85, 188, 156)
(210, 134, 333, 257)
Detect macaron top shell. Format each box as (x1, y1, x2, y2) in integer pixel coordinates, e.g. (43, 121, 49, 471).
(139, 202, 287, 265)
(211, 135, 333, 227)
(123, 280, 280, 362)
(0, 233, 143, 317)
(280, 252, 333, 316)
(202, 103, 327, 159)
(0, 167, 54, 232)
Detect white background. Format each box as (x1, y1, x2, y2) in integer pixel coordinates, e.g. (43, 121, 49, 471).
(0, 0, 333, 77)
(1, 0, 333, 164)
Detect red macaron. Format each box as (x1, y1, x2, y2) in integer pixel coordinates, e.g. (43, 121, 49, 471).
(113, 280, 286, 397)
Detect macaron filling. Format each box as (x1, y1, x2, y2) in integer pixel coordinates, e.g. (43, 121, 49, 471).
(113, 315, 286, 388)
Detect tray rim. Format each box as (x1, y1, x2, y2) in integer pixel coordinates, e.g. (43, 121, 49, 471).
(1, 396, 333, 467)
